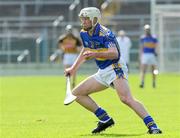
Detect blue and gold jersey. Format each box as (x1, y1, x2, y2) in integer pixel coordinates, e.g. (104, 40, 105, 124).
(140, 35, 158, 53)
(80, 23, 120, 69)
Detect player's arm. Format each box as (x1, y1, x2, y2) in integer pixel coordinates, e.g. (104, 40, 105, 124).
(83, 45, 119, 60)
(64, 48, 86, 76)
(83, 47, 118, 60)
(139, 44, 143, 56)
(154, 40, 158, 57)
(71, 47, 86, 70)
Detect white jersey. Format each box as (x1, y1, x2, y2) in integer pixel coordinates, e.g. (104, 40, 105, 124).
(116, 36, 132, 64)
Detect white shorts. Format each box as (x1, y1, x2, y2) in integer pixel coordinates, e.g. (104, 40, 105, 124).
(92, 59, 128, 87)
(141, 53, 157, 65)
(63, 53, 78, 66)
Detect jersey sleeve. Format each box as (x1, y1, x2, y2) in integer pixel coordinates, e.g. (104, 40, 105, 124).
(104, 30, 117, 48)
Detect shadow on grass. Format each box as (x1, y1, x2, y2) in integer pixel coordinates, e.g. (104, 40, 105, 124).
(80, 133, 145, 137)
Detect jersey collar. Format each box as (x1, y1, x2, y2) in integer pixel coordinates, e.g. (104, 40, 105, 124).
(92, 23, 100, 37)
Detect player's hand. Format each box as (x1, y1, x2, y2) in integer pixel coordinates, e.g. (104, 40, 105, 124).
(64, 67, 75, 77)
(83, 50, 96, 60)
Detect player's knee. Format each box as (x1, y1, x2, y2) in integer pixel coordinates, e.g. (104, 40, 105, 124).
(74, 95, 81, 102)
(72, 89, 78, 96)
(72, 89, 85, 97)
(120, 96, 133, 106)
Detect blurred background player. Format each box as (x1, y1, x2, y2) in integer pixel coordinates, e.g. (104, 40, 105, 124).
(65, 7, 162, 134)
(58, 25, 82, 88)
(139, 24, 158, 88)
(116, 30, 132, 71)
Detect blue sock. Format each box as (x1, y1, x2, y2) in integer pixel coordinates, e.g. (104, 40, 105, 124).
(94, 107, 110, 122)
(143, 116, 158, 130)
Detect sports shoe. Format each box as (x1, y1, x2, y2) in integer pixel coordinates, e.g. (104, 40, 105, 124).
(92, 118, 115, 134)
(148, 128, 162, 134)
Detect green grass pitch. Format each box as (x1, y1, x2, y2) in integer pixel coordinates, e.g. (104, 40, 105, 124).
(0, 74, 180, 138)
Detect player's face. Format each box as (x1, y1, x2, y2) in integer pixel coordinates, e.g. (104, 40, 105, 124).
(79, 17, 92, 31)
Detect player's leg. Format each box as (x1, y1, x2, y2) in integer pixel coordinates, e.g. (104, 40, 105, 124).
(150, 54, 158, 88)
(140, 53, 149, 88)
(151, 65, 157, 88)
(72, 76, 107, 112)
(140, 64, 147, 88)
(113, 77, 162, 134)
(114, 78, 148, 118)
(72, 76, 114, 133)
